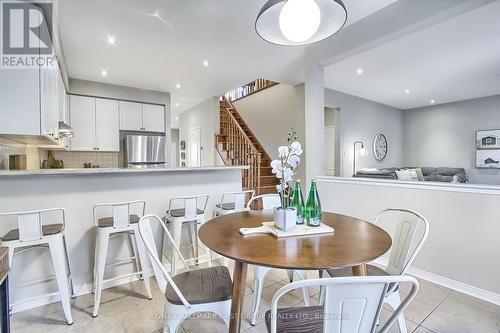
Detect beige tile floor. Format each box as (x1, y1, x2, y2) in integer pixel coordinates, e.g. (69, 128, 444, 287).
(10, 263, 500, 333)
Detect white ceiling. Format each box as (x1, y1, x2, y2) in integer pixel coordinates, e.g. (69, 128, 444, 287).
(324, 0, 500, 110)
(59, 0, 397, 128)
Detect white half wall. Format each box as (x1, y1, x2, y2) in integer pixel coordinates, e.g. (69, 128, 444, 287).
(317, 177, 500, 303)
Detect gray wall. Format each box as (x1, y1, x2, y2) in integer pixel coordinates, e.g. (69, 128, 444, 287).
(178, 97, 220, 167)
(233, 84, 306, 183)
(404, 94, 500, 185)
(325, 89, 405, 177)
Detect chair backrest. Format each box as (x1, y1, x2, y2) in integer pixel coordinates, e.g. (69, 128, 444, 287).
(0, 208, 66, 242)
(247, 194, 281, 209)
(137, 214, 192, 308)
(167, 194, 209, 218)
(269, 276, 419, 333)
(373, 208, 429, 279)
(220, 190, 255, 211)
(93, 200, 146, 228)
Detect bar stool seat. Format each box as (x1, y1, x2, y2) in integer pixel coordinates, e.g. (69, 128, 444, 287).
(165, 266, 232, 305)
(215, 203, 235, 210)
(97, 214, 140, 228)
(2, 223, 63, 241)
(168, 209, 205, 218)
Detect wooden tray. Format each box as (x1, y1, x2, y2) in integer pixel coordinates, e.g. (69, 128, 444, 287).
(239, 221, 334, 238)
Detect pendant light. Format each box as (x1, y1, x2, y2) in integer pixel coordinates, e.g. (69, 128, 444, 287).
(255, 0, 347, 46)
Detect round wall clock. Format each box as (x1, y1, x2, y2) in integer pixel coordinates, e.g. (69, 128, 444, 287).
(373, 133, 388, 161)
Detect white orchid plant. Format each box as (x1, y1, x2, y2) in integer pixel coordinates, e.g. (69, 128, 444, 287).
(271, 129, 303, 209)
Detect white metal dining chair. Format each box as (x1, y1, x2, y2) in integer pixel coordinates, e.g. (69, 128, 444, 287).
(266, 275, 419, 333)
(0, 208, 74, 324)
(138, 214, 232, 333)
(214, 190, 255, 217)
(92, 200, 152, 317)
(246, 194, 310, 326)
(163, 194, 209, 275)
(323, 208, 429, 333)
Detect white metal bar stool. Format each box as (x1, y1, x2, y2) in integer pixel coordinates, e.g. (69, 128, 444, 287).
(92, 200, 152, 317)
(246, 194, 310, 326)
(214, 190, 255, 217)
(0, 208, 74, 324)
(163, 195, 209, 275)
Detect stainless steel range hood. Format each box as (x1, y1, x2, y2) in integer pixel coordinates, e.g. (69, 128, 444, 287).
(58, 121, 73, 138)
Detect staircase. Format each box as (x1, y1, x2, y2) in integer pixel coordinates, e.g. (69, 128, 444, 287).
(216, 97, 279, 195)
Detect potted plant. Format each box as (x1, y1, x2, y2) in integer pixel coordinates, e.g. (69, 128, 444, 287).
(271, 129, 303, 232)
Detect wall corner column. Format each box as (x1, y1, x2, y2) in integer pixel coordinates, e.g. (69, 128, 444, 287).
(304, 63, 325, 185)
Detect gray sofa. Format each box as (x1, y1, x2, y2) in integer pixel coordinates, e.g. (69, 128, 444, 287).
(354, 167, 468, 183)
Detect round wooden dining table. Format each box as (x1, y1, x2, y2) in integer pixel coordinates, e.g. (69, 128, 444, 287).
(198, 210, 392, 333)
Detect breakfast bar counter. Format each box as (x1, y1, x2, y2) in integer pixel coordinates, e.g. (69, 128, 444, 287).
(0, 166, 246, 311)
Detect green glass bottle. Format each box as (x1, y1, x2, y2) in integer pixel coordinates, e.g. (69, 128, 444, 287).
(306, 180, 322, 227)
(291, 180, 305, 224)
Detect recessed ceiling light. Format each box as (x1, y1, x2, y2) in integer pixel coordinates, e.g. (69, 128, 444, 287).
(405, 89, 410, 94)
(176, 116, 179, 120)
(175, 102, 179, 107)
(356, 68, 363, 75)
(430, 99, 435, 104)
(106, 35, 117, 45)
(203, 60, 209, 67)
(176, 83, 181, 89)
(101, 69, 108, 77)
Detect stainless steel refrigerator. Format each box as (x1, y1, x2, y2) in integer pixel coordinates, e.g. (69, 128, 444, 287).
(125, 135, 167, 167)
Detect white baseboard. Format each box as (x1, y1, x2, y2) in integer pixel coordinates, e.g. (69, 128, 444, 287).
(11, 268, 154, 314)
(373, 258, 500, 306)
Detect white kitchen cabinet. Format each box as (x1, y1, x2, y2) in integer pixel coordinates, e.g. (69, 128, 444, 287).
(142, 104, 165, 132)
(119, 101, 143, 131)
(69, 96, 119, 152)
(0, 17, 58, 143)
(119, 102, 165, 133)
(95, 98, 119, 151)
(69, 95, 96, 151)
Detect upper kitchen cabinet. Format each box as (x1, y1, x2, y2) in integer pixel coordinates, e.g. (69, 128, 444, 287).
(142, 104, 165, 133)
(0, 16, 59, 143)
(119, 102, 165, 133)
(95, 98, 119, 151)
(69, 95, 119, 152)
(119, 101, 143, 131)
(69, 95, 96, 151)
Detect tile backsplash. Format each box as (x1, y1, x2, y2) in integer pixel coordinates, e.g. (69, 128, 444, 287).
(49, 151, 119, 168)
(0, 136, 119, 169)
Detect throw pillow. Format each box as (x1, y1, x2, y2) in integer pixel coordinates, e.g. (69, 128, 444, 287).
(406, 168, 424, 181)
(396, 169, 418, 181)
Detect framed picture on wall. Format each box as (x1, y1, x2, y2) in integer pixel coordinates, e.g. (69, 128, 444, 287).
(476, 130, 500, 169)
(476, 129, 500, 149)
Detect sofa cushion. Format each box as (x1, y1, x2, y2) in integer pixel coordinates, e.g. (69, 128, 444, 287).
(436, 167, 466, 177)
(424, 174, 454, 182)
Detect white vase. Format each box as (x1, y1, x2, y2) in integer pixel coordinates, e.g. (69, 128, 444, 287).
(273, 207, 297, 232)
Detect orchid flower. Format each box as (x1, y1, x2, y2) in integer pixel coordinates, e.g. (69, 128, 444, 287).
(274, 129, 302, 209)
(278, 146, 289, 158)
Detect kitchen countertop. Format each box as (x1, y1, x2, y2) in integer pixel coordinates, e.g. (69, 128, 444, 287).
(0, 165, 249, 177)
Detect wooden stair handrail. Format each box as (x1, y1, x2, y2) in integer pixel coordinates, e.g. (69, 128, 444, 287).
(217, 96, 262, 194)
(220, 97, 260, 154)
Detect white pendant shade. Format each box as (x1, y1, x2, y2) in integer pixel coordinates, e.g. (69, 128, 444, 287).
(256, 0, 347, 46)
